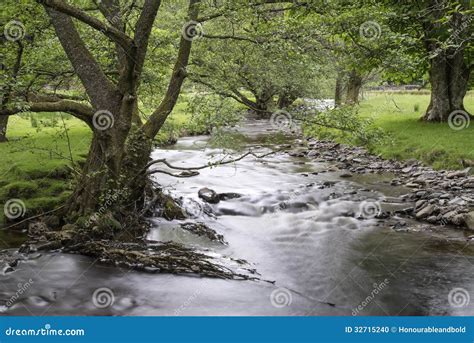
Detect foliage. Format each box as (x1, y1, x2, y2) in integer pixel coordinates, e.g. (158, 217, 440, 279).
(302, 106, 386, 149)
(185, 94, 242, 134)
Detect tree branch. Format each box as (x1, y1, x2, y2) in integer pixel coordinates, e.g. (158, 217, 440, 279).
(39, 0, 133, 52)
(142, 0, 201, 139)
(43, 6, 119, 109)
(0, 100, 94, 126)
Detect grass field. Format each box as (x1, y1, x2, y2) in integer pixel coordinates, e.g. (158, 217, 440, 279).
(358, 91, 474, 170)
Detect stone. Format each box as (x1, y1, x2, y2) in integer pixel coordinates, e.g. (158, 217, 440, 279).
(452, 214, 465, 226)
(198, 187, 220, 204)
(448, 197, 467, 206)
(464, 212, 474, 231)
(218, 192, 241, 201)
(415, 200, 427, 209)
(42, 215, 61, 229)
(416, 204, 436, 219)
(442, 210, 458, 222)
(447, 168, 471, 179)
(339, 172, 353, 178)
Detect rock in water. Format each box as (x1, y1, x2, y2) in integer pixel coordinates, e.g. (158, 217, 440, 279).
(415, 204, 435, 219)
(198, 187, 220, 204)
(464, 211, 474, 231)
(218, 192, 241, 201)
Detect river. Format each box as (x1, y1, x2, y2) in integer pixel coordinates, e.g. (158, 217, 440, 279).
(1, 119, 473, 316)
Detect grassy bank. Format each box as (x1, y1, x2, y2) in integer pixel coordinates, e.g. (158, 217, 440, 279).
(358, 91, 474, 170)
(0, 101, 193, 225)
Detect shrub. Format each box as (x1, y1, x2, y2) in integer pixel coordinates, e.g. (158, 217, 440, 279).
(302, 106, 387, 150)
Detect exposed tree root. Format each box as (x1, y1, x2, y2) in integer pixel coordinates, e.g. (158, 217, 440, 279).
(19, 204, 259, 280)
(63, 240, 258, 280)
(180, 222, 227, 244)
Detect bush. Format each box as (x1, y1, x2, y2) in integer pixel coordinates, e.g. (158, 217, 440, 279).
(302, 106, 387, 150)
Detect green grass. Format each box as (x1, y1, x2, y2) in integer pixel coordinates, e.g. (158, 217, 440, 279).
(358, 91, 474, 170)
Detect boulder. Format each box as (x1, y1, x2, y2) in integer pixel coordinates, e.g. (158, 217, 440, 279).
(416, 204, 436, 219)
(464, 211, 474, 231)
(218, 192, 242, 201)
(198, 187, 220, 204)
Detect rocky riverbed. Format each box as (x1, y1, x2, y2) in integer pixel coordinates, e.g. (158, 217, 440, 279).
(287, 138, 474, 231)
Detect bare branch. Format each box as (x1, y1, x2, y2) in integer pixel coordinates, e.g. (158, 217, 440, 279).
(146, 150, 279, 176)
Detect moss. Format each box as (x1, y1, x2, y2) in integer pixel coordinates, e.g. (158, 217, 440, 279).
(27, 197, 62, 215)
(25, 169, 53, 179)
(4, 181, 39, 198)
(50, 165, 71, 179)
(48, 182, 67, 195)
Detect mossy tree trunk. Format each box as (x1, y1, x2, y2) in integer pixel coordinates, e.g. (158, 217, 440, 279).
(422, 49, 470, 122)
(345, 69, 362, 105)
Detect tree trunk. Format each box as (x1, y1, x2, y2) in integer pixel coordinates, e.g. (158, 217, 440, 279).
(277, 92, 297, 109)
(334, 72, 344, 107)
(66, 97, 150, 220)
(254, 88, 275, 117)
(345, 70, 362, 105)
(423, 49, 470, 122)
(0, 116, 8, 142)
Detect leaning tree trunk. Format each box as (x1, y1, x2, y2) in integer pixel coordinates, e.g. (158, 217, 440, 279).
(345, 70, 362, 105)
(0, 116, 8, 142)
(423, 49, 470, 122)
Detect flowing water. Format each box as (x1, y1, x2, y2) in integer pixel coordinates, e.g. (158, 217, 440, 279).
(1, 120, 473, 316)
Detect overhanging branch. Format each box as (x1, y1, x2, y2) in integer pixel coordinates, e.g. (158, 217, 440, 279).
(39, 0, 133, 52)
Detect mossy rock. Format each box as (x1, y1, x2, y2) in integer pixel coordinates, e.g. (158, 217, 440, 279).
(58, 191, 72, 202)
(25, 169, 52, 179)
(27, 197, 61, 215)
(4, 181, 39, 198)
(49, 165, 71, 179)
(36, 179, 52, 188)
(157, 193, 185, 220)
(48, 182, 67, 195)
